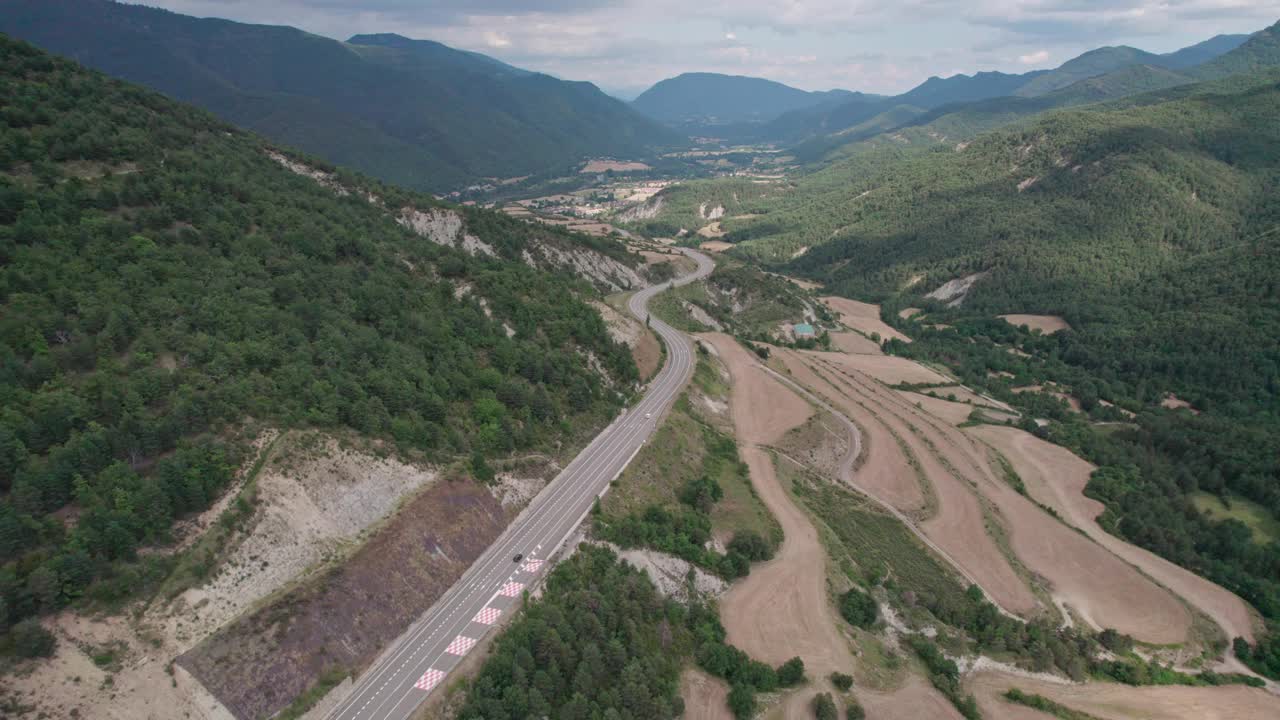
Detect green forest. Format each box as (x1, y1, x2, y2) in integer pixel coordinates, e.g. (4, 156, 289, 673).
(0, 36, 638, 655)
(458, 545, 804, 720)
(0, 0, 681, 192)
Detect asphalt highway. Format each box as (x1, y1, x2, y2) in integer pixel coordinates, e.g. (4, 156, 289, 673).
(325, 247, 714, 720)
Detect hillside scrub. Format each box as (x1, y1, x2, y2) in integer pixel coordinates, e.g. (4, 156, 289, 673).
(0, 36, 637, 655)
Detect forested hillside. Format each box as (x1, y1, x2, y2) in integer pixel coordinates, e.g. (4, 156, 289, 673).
(0, 0, 680, 192)
(711, 67, 1280, 675)
(753, 28, 1255, 147)
(0, 36, 639, 656)
(632, 72, 859, 127)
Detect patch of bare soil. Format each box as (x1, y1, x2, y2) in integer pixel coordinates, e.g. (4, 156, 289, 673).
(699, 240, 735, 252)
(697, 222, 727, 238)
(821, 297, 912, 343)
(581, 159, 651, 173)
(859, 674, 966, 720)
(800, 355, 1038, 617)
(774, 413, 851, 480)
(2, 612, 234, 720)
(812, 350, 950, 385)
(970, 670, 1280, 720)
(701, 334, 854, 677)
(593, 299, 662, 380)
(179, 479, 509, 720)
(831, 332, 884, 355)
(681, 668, 732, 720)
(968, 426, 1259, 645)
(174, 436, 440, 644)
(898, 307, 924, 320)
(1161, 394, 1199, 414)
(701, 334, 814, 445)
(998, 314, 1070, 334)
(806, 356, 1189, 643)
(775, 349, 925, 514)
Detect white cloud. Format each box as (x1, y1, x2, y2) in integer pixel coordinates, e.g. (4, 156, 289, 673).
(138, 0, 1280, 95)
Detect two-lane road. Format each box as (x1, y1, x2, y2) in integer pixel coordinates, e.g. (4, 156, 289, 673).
(326, 248, 714, 720)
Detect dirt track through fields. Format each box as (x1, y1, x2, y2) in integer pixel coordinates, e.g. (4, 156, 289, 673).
(774, 350, 926, 514)
(702, 335, 850, 669)
(695, 334, 864, 720)
(798, 353, 1039, 617)
(970, 425, 1259, 646)
(810, 353, 1193, 643)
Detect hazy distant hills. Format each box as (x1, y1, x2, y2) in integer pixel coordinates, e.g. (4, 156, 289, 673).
(0, 0, 680, 191)
(634, 31, 1252, 144)
(631, 72, 870, 126)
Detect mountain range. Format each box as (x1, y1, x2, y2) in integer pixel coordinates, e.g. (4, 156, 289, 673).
(631, 72, 869, 126)
(0, 0, 680, 192)
(630, 33, 1251, 143)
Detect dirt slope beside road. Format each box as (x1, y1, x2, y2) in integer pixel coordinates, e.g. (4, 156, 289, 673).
(969, 425, 1259, 646)
(180, 479, 509, 720)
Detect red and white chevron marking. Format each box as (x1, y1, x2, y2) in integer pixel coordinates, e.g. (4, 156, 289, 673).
(445, 635, 477, 656)
(473, 607, 501, 625)
(414, 668, 446, 692)
(498, 581, 524, 597)
(521, 559, 544, 572)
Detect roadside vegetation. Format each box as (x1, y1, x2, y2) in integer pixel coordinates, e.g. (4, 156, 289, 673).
(596, 353, 781, 579)
(456, 544, 802, 720)
(0, 36, 637, 660)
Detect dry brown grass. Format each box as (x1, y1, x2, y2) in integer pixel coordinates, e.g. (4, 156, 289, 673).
(968, 426, 1259, 646)
(969, 671, 1280, 720)
(821, 296, 912, 343)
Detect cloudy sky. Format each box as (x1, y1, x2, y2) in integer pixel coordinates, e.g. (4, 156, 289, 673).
(140, 1, 1279, 97)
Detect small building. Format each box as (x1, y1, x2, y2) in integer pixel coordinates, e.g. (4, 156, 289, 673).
(793, 323, 817, 339)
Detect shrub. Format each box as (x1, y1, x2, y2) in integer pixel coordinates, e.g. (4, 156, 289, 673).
(829, 671, 853, 691)
(838, 588, 878, 629)
(10, 618, 56, 658)
(812, 692, 838, 720)
(777, 656, 805, 686)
